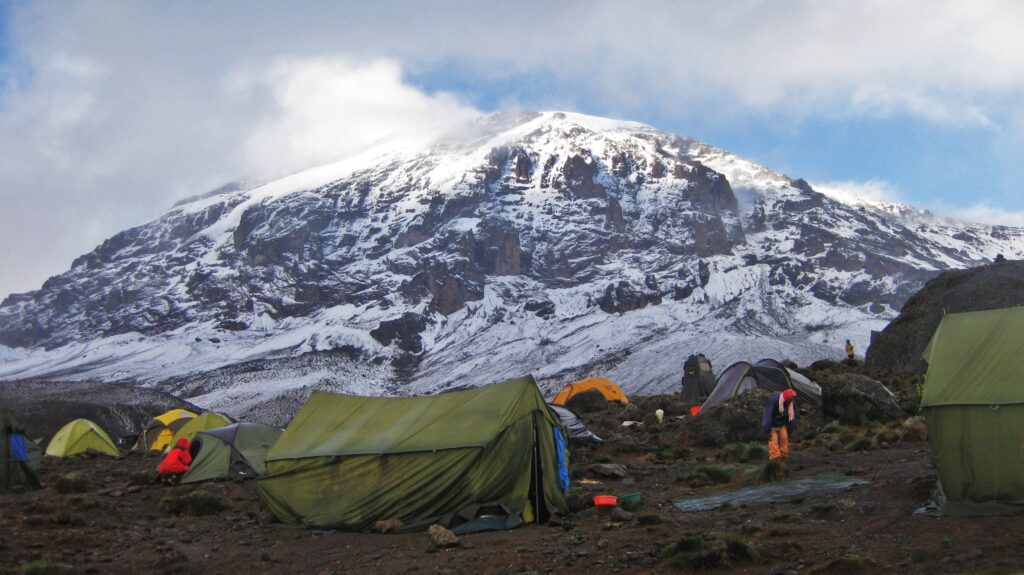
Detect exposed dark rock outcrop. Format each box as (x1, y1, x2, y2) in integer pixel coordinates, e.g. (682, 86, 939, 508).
(370, 313, 430, 354)
(819, 373, 903, 425)
(597, 281, 662, 315)
(685, 389, 773, 447)
(865, 260, 1024, 374)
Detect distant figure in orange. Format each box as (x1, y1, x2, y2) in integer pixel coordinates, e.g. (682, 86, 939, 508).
(762, 389, 797, 461)
(157, 437, 192, 485)
(845, 339, 855, 360)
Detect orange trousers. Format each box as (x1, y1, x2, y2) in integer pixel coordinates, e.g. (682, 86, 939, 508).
(768, 426, 789, 460)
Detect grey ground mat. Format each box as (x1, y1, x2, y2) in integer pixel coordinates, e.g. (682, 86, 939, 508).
(673, 474, 870, 512)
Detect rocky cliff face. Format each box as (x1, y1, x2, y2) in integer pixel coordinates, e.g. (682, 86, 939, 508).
(865, 260, 1024, 375)
(2, 111, 1023, 417)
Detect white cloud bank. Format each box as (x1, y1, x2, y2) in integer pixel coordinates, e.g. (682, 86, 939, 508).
(814, 179, 1024, 227)
(0, 50, 477, 297)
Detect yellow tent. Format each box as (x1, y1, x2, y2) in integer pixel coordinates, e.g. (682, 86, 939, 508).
(135, 409, 197, 451)
(171, 412, 232, 445)
(46, 419, 120, 457)
(551, 377, 629, 406)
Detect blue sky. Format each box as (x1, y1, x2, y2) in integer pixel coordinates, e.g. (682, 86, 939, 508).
(1, 1, 1024, 298)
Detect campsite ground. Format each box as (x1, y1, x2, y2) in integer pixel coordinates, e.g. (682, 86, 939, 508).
(3, 400, 1024, 575)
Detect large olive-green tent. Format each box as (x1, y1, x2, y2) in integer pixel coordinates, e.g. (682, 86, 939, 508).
(45, 419, 120, 458)
(182, 423, 282, 484)
(922, 306, 1024, 515)
(257, 375, 570, 532)
(170, 412, 232, 446)
(1, 409, 42, 492)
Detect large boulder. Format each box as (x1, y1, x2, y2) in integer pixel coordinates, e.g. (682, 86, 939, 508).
(820, 373, 902, 425)
(865, 260, 1024, 375)
(685, 389, 773, 447)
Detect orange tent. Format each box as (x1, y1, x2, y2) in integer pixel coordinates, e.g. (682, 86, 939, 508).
(551, 378, 629, 406)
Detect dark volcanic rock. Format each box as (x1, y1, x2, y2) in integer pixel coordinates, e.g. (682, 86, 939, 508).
(598, 281, 662, 314)
(819, 373, 903, 425)
(370, 313, 430, 353)
(865, 260, 1024, 374)
(685, 389, 773, 447)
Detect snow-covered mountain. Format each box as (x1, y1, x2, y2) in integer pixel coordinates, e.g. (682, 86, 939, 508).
(2, 111, 1022, 422)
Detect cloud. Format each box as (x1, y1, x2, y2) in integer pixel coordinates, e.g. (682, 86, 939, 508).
(939, 203, 1024, 227)
(0, 27, 477, 298)
(814, 179, 1024, 227)
(232, 58, 477, 177)
(811, 179, 903, 206)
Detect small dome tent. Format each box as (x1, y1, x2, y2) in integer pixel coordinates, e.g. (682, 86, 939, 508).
(182, 423, 282, 484)
(134, 409, 197, 452)
(701, 360, 821, 411)
(171, 412, 232, 446)
(551, 377, 628, 407)
(755, 359, 822, 407)
(547, 403, 603, 446)
(46, 419, 120, 457)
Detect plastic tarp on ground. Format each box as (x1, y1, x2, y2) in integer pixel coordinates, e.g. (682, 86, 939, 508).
(547, 403, 603, 446)
(921, 306, 1024, 515)
(257, 375, 569, 531)
(45, 419, 120, 457)
(182, 423, 282, 484)
(1, 409, 42, 492)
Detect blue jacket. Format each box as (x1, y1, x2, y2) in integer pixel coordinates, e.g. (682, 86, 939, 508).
(762, 392, 797, 434)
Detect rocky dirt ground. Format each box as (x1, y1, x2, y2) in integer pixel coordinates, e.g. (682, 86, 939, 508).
(3, 367, 1024, 575)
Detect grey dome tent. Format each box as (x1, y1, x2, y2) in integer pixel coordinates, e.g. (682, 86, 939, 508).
(755, 359, 822, 407)
(547, 404, 603, 446)
(681, 354, 716, 405)
(702, 360, 821, 411)
(182, 423, 283, 484)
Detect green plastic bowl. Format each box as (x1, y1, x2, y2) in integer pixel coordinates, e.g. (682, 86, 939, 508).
(619, 492, 642, 504)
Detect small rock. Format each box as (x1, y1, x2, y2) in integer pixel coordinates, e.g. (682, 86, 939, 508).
(610, 507, 633, 522)
(260, 551, 274, 562)
(375, 518, 405, 533)
(427, 524, 459, 548)
(126, 486, 143, 494)
(589, 463, 629, 478)
(968, 548, 984, 559)
(257, 510, 278, 525)
(108, 490, 125, 498)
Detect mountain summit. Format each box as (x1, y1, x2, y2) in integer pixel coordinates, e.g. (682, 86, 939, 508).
(2, 111, 1022, 421)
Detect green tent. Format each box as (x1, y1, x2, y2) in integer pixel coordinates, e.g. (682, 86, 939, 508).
(922, 306, 1024, 515)
(1, 409, 42, 493)
(257, 375, 570, 532)
(182, 423, 282, 484)
(45, 419, 120, 458)
(170, 412, 232, 447)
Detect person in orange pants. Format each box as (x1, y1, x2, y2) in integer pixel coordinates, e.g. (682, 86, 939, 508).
(762, 389, 797, 461)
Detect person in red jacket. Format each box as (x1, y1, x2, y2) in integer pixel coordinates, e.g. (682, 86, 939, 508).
(157, 437, 192, 485)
